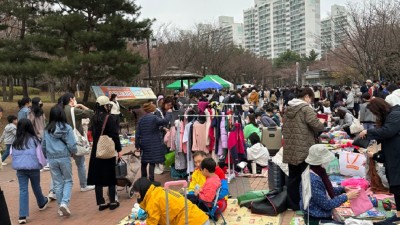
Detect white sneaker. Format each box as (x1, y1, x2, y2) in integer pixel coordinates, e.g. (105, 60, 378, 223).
(237, 161, 248, 169)
(59, 204, 71, 216)
(57, 209, 63, 217)
(2, 162, 7, 166)
(80, 185, 95, 192)
(154, 165, 163, 175)
(48, 192, 56, 200)
(43, 165, 50, 171)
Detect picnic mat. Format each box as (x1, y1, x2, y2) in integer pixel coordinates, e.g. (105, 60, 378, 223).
(220, 199, 282, 225)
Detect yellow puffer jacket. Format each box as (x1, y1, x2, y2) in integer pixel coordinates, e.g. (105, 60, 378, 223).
(139, 185, 209, 225)
(188, 169, 206, 192)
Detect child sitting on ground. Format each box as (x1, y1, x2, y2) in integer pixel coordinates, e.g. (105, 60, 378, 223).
(188, 158, 221, 212)
(246, 132, 269, 173)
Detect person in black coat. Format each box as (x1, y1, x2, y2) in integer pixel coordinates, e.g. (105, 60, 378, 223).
(87, 96, 122, 211)
(358, 98, 400, 224)
(135, 102, 172, 183)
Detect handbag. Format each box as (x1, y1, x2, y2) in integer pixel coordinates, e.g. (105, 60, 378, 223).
(115, 158, 127, 179)
(250, 188, 287, 216)
(352, 136, 370, 148)
(0, 187, 12, 225)
(71, 108, 91, 156)
(35, 140, 47, 168)
(350, 117, 364, 134)
(96, 115, 116, 159)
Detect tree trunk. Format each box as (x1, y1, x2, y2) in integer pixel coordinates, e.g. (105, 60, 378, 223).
(2, 77, 7, 102)
(22, 75, 29, 97)
(8, 75, 13, 102)
(82, 80, 92, 103)
(49, 82, 56, 103)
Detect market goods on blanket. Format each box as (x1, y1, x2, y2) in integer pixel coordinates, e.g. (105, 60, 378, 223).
(326, 157, 340, 175)
(355, 208, 386, 220)
(339, 152, 367, 178)
(341, 178, 370, 190)
(320, 131, 350, 144)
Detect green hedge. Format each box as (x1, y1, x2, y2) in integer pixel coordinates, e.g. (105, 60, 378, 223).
(1, 86, 41, 95)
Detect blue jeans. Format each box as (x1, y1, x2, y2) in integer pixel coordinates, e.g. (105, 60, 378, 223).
(2, 144, 11, 162)
(72, 154, 87, 188)
(49, 157, 73, 206)
(17, 170, 47, 217)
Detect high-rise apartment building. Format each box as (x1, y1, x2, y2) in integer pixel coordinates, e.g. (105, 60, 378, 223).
(218, 16, 245, 48)
(244, 0, 321, 59)
(321, 4, 348, 55)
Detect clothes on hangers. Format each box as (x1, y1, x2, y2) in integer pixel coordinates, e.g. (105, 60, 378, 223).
(192, 120, 208, 152)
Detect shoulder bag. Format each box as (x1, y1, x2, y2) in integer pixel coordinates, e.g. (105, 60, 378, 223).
(250, 188, 288, 216)
(350, 116, 364, 134)
(96, 115, 116, 159)
(71, 107, 91, 156)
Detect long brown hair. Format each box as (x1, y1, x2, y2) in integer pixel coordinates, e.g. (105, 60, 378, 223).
(367, 98, 392, 127)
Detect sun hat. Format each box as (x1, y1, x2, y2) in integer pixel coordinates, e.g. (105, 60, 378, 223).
(305, 144, 335, 166)
(142, 102, 156, 113)
(366, 79, 372, 83)
(96, 96, 110, 106)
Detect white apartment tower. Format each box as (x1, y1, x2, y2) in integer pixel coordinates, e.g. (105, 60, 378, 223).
(321, 5, 348, 55)
(244, 0, 321, 58)
(218, 16, 245, 48)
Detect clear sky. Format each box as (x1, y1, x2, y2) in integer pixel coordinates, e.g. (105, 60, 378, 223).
(135, 0, 351, 29)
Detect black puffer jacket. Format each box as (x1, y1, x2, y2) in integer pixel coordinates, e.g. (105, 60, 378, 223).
(135, 112, 172, 163)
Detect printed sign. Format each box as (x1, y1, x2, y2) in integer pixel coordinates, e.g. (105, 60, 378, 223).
(91, 86, 156, 100)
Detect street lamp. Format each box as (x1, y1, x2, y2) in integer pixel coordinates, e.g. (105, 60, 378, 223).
(146, 37, 157, 87)
(201, 64, 208, 77)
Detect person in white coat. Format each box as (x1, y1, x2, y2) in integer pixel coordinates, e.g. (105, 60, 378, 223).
(246, 132, 269, 174)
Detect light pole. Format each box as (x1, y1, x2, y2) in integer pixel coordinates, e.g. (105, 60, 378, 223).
(201, 64, 208, 77)
(146, 37, 157, 88)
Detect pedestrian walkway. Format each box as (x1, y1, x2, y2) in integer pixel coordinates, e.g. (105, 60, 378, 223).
(0, 146, 295, 224)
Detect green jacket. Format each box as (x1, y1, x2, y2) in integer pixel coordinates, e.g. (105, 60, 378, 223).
(64, 105, 94, 134)
(243, 124, 261, 140)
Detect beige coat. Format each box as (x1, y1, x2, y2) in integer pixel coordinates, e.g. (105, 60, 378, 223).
(282, 99, 324, 165)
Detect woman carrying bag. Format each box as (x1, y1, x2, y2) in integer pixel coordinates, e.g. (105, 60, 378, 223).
(87, 96, 122, 211)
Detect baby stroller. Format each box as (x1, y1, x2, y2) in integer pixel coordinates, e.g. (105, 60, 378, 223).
(116, 151, 140, 198)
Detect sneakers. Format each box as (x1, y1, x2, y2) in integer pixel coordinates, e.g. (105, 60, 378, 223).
(18, 217, 26, 224)
(99, 203, 110, 211)
(80, 185, 95, 192)
(109, 202, 120, 210)
(1, 162, 7, 166)
(43, 164, 50, 171)
(154, 165, 163, 175)
(59, 204, 71, 216)
(57, 209, 63, 217)
(48, 192, 56, 200)
(236, 161, 248, 169)
(39, 197, 50, 211)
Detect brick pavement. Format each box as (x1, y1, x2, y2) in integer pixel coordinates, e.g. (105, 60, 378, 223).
(0, 146, 295, 225)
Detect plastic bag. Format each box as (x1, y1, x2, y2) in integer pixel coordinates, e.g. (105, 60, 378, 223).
(164, 151, 175, 168)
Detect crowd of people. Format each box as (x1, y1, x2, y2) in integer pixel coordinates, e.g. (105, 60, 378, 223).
(1, 78, 400, 225)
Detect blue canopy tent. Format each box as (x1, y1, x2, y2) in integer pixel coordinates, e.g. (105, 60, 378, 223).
(189, 80, 223, 91)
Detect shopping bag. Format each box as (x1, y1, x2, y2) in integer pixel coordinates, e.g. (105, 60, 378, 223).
(71, 108, 91, 156)
(339, 152, 367, 178)
(0, 188, 12, 225)
(115, 158, 128, 179)
(164, 151, 175, 168)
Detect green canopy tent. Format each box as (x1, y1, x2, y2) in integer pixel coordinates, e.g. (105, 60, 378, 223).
(166, 80, 193, 90)
(196, 75, 234, 90)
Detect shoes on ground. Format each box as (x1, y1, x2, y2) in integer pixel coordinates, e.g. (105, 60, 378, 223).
(99, 203, 110, 211)
(2, 162, 7, 166)
(39, 197, 50, 211)
(18, 217, 26, 224)
(59, 204, 71, 216)
(57, 209, 63, 217)
(109, 202, 120, 210)
(48, 192, 56, 200)
(43, 165, 50, 171)
(236, 161, 248, 169)
(80, 185, 95, 192)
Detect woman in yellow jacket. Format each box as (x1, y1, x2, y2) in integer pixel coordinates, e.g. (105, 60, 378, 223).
(132, 178, 210, 225)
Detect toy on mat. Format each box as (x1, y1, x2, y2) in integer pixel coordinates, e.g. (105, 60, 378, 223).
(382, 199, 392, 211)
(131, 203, 147, 220)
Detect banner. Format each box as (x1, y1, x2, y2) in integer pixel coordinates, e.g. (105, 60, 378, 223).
(91, 86, 156, 100)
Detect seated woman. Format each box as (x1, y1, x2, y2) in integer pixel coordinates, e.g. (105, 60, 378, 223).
(243, 114, 261, 140)
(300, 144, 360, 225)
(333, 107, 354, 137)
(132, 178, 210, 225)
(246, 132, 269, 173)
